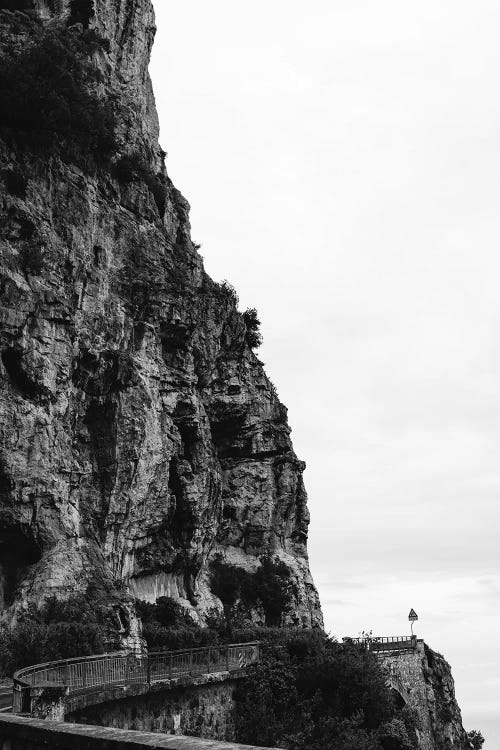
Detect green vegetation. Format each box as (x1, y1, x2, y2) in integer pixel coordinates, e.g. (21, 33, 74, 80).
(0, 21, 117, 167)
(136, 596, 218, 651)
(0, 588, 433, 750)
(233, 633, 418, 750)
(136, 596, 194, 629)
(0, 595, 108, 676)
(242, 307, 263, 349)
(467, 730, 485, 749)
(212, 285, 264, 349)
(136, 612, 419, 749)
(216, 279, 239, 306)
(210, 555, 296, 627)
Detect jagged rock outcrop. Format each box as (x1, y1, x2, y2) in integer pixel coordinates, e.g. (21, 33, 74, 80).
(422, 645, 471, 750)
(0, 0, 322, 636)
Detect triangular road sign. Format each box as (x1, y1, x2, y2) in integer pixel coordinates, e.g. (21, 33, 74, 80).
(408, 608, 418, 621)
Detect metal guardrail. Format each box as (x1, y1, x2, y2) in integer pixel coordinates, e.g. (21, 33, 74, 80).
(13, 642, 260, 712)
(342, 635, 417, 652)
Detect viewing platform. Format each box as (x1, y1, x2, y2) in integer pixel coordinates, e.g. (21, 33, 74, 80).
(342, 635, 419, 652)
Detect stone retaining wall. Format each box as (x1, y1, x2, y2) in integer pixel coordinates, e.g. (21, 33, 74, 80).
(378, 641, 434, 750)
(68, 677, 239, 741)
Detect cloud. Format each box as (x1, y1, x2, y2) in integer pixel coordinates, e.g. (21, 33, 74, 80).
(321, 599, 350, 607)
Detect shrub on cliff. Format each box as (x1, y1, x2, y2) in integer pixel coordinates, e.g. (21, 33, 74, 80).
(210, 555, 295, 627)
(0, 22, 117, 167)
(136, 596, 195, 630)
(140, 623, 219, 652)
(0, 595, 107, 676)
(242, 307, 263, 349)
(467, 730, 485, 749)
(216, 280, 239, 306)
(136, 596, 222, 651)
(376, 719, 414, 750)
(234, 637, 417, 750)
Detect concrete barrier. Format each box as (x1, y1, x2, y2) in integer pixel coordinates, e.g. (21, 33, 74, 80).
(0, 714, 265, 750)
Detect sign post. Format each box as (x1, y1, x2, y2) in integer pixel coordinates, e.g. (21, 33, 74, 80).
(408, 608, 418, 636)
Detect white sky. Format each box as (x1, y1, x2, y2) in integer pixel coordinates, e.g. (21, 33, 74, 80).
(150, 2, 500, 746)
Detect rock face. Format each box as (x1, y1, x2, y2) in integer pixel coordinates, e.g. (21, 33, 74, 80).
(422, 645, 471, 750)
(379, 640, 470, 750)
(0, 0, 322, 635)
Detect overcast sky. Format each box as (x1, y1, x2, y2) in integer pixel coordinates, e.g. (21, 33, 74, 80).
(150, 2, 500, 745)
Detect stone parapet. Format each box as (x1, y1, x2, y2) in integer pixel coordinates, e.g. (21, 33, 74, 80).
(0, 714, 267, 750)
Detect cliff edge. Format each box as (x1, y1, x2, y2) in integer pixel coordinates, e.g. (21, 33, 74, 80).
(0, 0, 323, 637)
(378, 639, 473, 750)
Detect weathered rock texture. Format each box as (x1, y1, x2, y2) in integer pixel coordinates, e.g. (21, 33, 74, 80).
(379, 640, 470, 750)
(0, 0, 322, 634)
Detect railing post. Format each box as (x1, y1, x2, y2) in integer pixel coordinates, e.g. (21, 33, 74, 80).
(12, 641, 261, 708)
(125, 653, 130, 686)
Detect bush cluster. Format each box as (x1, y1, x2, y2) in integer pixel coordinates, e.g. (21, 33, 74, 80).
(467, 730, 485, 749)
(216, 280, 239, 306)
(141, 623, 220, 652)
(210, 556, 295, 627)
(136, 596, 195, 630)
(135, 596, 219, 652)
(233, 634, 419, 750)
(0, 595, 107, 677)
(0, 22, 117, 167)
(242, 307, 263, 349)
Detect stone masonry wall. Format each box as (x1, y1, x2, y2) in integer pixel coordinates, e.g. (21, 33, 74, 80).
(67, 678, 239, 741)
(378, 642, 434, 750)
(378, 641, 470, 750)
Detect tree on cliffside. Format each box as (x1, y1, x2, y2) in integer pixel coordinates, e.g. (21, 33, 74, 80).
(234, 634, 418, 750)
(467, 730, 485, 749)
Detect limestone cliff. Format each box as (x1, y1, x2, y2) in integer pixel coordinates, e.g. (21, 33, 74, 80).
(0, 0, 322, 637)
(422, 644, 471, 750)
